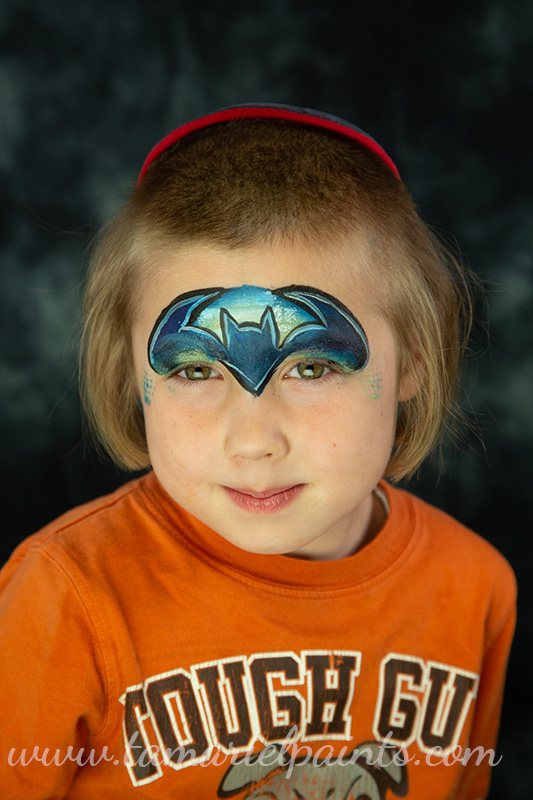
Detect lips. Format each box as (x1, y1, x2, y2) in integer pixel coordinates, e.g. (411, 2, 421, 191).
(222, 484, 304, 513)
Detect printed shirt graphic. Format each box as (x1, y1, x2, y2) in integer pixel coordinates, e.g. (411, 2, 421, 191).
(119, 647, 480, 797)
(217, 740, 408, 799)
(0, 472, 516, 799)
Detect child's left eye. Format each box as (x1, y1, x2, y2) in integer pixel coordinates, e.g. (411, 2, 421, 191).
(286, 362, 332, 380)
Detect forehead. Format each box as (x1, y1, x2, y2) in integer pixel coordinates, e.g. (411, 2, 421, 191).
(136, 235, 377, 322)
(131, 238, 402, 385)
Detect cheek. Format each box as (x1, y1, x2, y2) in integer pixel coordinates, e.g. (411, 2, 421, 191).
(315, 380, 397, 457)
(143, 383, 218, 464)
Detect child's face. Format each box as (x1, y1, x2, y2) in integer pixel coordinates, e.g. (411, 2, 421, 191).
(132, 237, 412, 560)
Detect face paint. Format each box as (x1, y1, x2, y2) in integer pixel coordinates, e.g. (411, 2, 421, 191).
(147, 285, 369, 396)
(363, 370, 383, 400)
(142, 370, 155, 405)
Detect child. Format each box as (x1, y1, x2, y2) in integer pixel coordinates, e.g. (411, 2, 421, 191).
(0, 104, 516, 799)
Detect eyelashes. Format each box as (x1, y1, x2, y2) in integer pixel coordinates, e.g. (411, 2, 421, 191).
(170, 356, 349, 387)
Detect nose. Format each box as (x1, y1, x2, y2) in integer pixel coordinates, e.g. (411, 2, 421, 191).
(224, 386, 290, 461)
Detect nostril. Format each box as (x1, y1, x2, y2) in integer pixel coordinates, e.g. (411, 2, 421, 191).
(224, 414, 290, 461)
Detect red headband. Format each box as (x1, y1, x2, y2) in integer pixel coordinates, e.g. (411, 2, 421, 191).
(138, 103, 400, 182)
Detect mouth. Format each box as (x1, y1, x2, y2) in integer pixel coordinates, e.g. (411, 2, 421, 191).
(221, 484, 305, 514)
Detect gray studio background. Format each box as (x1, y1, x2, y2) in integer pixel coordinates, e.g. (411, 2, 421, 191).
(1, 1, 532, 796)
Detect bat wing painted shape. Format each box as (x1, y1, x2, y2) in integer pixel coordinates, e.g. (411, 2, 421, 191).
(148, 285, 369, 396)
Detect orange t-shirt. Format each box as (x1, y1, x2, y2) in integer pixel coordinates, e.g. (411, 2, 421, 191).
(0, 472, 515, 799)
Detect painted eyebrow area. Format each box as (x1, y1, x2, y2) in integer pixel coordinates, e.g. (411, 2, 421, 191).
(147, 284, 369, 396)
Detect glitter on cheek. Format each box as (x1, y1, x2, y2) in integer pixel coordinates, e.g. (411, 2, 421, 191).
(142, 371, 155, 405)
(363, 371, 383, 400)
(165, 380, 178, 400)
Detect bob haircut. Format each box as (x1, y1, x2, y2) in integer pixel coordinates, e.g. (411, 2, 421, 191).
(80, 117, 475, 481)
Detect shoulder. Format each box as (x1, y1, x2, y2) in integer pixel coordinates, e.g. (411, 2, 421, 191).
(384, 482, 517, 616)
(1, 474, 154, 583)
(387, 483, 513, 567)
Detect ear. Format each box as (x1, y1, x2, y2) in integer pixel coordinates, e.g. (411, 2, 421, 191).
(397, 355, 424, 403)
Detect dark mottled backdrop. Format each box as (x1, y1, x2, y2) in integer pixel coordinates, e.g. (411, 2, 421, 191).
(1, 0, 531, 795)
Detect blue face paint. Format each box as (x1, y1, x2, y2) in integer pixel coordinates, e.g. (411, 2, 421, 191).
(147, 285, 369, 396)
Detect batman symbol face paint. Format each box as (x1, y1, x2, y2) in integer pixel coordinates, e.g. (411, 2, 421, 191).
(147, 284, 369, 396)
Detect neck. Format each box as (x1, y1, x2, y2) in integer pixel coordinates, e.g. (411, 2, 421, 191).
(287, 490, 388, 562)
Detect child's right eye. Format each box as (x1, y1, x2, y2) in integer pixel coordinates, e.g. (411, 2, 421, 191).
(176, 364, 219, 381)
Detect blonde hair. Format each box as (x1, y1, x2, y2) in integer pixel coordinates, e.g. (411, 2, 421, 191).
(80, 118, 475, 481)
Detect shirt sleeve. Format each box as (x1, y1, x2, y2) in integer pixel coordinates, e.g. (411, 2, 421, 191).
(0, 542, 110, 799)
(454, 565, 517, 800)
